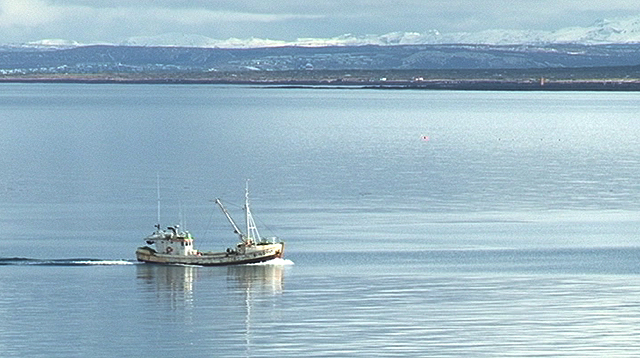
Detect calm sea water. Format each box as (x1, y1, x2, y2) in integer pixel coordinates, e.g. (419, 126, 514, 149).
(1, 84, 640, 357)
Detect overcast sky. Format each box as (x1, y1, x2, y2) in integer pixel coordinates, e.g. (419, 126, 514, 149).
(1, 0, 640, 44)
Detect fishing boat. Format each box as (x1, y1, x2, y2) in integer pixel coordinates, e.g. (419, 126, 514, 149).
(136, 184, 284, 266)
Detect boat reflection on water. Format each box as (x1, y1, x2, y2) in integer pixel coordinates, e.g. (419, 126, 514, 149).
(135, 261, 290, 355)
(135, 261, 287, 312)
(136, 262, 285, 294)
(136, 264, 198, 304)
(226, 263, 285, 295)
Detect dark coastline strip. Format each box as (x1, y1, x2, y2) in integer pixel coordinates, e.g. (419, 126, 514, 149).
(1, 77, 640, 91)
(365, 81, 640, 91)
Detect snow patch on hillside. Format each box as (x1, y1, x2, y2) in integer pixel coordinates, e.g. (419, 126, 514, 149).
(22, 14, 640, 49)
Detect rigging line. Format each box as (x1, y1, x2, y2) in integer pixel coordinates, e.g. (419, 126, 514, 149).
(220, 199, 243, 210)
(203, 200, 218, 239)
(254, 213, 278, 238)
(225, 198, 277, 238)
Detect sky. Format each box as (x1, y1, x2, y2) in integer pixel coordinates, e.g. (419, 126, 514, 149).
(1, 0, 640, 44)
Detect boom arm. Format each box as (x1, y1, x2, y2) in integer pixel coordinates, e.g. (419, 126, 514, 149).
(215, 198, 246, 243)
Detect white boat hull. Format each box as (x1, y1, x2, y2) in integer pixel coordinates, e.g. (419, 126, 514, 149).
(136, 243, 285, 266)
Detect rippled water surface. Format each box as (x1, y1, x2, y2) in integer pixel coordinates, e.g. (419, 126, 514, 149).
(1, 85, 640, 357)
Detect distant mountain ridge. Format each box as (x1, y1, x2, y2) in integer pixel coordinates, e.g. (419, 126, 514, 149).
(2, 43, 640, 74)
(15, 14, 640, 49)
(118, 15, 640, 48)
(2, 15, 640, 74)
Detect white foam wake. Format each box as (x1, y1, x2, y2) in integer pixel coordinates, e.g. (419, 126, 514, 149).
(248, 258, 294, 266)
(71, 260, 135, 266)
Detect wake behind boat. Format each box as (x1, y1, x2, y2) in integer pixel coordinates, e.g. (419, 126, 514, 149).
(136, 184, 284, 266)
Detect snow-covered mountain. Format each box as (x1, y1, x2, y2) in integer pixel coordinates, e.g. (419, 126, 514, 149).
(550, 17, 640, 43)
(117, 31, 457, 48)
(119, 32, 440, 48)
(425, 16, 640, 45)
(121, 33, 288, 48)
(27, 39, 81, 47)
(116, 15, 640, 48)
(20, 14, 640, 49)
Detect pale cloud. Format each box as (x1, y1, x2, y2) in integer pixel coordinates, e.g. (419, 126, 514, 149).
(145, 7, 323, 25)
(0, 0, 323, 42)
(0, 0, 62, 27)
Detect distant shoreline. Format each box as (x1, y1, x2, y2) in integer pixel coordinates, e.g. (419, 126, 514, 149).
(2, 77, 640, 91)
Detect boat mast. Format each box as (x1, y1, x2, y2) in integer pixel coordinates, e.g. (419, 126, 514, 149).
(215, 198, 246, 243)
(244, 180, 261, 244)
(156, 173, 161, 230)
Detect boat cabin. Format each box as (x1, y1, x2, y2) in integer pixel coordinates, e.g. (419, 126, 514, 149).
(145, 225, 197, 256)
